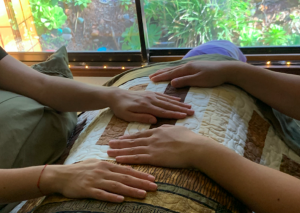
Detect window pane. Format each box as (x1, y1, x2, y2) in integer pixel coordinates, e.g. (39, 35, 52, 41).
(144, 0, 300, 48)
(1, 0, 140, 52)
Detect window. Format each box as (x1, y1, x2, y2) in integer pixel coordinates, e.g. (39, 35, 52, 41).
(0, 0, 140, 52)
(144, 0, 300, 48)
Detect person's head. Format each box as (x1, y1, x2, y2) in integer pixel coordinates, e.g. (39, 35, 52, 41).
(183, 40, 247, 62)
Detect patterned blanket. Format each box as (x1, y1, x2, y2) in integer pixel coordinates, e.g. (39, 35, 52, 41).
(15, 55, 300, 213)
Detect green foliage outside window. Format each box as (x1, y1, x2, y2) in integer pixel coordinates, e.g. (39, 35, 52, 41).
(121, 22, 162, 50)
(120, 0, 133, 11)
(29, 0, 90, 35)
(141, 0, 300, 47)
(29, 0, 67, 32)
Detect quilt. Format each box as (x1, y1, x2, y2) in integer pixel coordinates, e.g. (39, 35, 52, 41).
(15, 55, 300, 213)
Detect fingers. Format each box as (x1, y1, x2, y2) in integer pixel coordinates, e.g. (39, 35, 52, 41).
(118, 130, 153, 140)
(109, 138, 149, 149)
(109, 162, 155, 182)
(108, 147, 149, 158)
(155, 98, 194, 116)
(149, 64, 186, 79)
(156, 93, 191, 108)
(134, 105, 187, 120)
(89, 188, 125, 203)
(107, 170, 157, 192)
(171, 74, 199, 88)
(150, 65, 192, 82)
(156, 92, 181, 101)
(99, 180, 148, 199)
(116, 154, 152, 165)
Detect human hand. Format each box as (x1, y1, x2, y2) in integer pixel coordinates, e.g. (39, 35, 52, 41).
(44, 159, 157, 202)
(108, 89, 194, 124)
(149, 61, 237, 88)
(108, 125, 215, 168)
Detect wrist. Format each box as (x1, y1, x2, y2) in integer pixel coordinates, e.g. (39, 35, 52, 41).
(189, 136, 228, 170)
(224, 61, 254, 87)
(102, 87, 122, 109)
(40, 165, 66, 195)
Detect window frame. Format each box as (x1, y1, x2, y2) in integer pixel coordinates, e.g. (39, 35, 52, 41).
(3, 0, 300, 74)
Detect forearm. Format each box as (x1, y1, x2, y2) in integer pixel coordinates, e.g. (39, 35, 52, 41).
(226, 62, 300, 119)
(194, 141, 300, 213)
(39, 76, 116, 112)
(0, 55, 116, 112)
(0, 165, 60, 204)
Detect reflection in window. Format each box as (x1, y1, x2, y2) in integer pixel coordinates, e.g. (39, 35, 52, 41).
(0, 0, 140, 52)
(144, 0, 300, 48)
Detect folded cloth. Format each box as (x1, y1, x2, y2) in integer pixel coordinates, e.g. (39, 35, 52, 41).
(183, 40, 247, 62)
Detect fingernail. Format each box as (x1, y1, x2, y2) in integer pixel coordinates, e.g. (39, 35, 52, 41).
(180, 113, 187, 116)
(149, 118, 156, 123)
(149, 183, 157, 190)
(116, 195, 124, 202)
(148, 175, 155, 181)
(188, 109, 194, 114)
(138, 190, 146, 197)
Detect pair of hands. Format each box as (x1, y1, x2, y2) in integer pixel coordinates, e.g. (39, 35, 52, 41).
(51, 126, 214, 203)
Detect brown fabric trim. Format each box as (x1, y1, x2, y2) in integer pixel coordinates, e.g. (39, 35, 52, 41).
(244, 111, 270, 163)
(150, 84, 190, 129)
(280, 154, 300, 179)
(121, 162, 247, 212)
(96, 83, 148, 145)
(96, 116, 129, 145)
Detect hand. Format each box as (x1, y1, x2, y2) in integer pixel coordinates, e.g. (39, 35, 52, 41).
(43, 159, 157, 202)
(107, 125, 215, 168)
(108, 89, 194, 124)
(149, 61, 238, 88)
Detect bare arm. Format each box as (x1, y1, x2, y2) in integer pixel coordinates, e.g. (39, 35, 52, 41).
(108, 126, 300, 213)
(228, 62, 300, 120)
(150, 61, 300, 120)
(0, 54, 194, 123)
(0, 159, 157, 204)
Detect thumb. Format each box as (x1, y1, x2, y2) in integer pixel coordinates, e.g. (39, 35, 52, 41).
(171, 74, 199, 88)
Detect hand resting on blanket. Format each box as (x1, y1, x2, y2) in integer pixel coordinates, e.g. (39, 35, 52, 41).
(150, 60, 300, 120)
(0, 159, 157, 204)
(108, 125, 300, 213)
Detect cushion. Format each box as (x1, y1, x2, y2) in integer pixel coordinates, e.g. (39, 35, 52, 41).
(0, 46, 77, 213)
(19, 54, 300, 213)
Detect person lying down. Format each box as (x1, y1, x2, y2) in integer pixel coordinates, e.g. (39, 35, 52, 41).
(23, 41, 300, 213)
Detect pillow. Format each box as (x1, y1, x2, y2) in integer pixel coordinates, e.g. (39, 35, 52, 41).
(0, 46, 77, 169)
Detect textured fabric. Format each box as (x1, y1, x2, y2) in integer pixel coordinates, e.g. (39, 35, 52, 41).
(183, 40, 247, 62)
(0, 46, 77, 213)
(34, 71, 300, 212)
(0, 46, 8, 61)
(272, 109, 300, 156)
